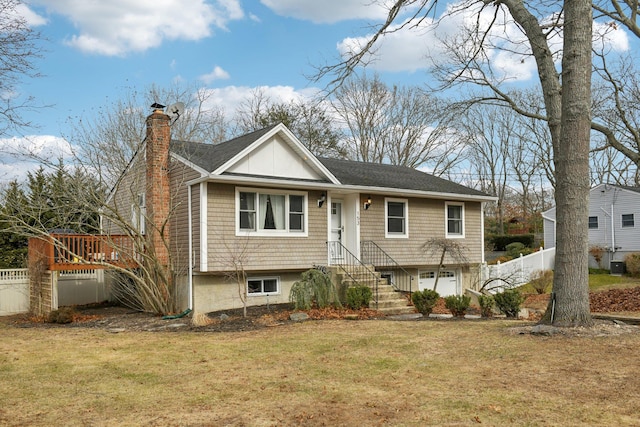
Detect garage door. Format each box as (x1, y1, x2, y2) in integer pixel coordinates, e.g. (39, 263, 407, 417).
(418, 270, 459, 297)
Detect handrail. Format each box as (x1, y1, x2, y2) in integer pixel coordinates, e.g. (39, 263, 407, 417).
(360, 241, 413, 294)
(327, 240, 382, 308)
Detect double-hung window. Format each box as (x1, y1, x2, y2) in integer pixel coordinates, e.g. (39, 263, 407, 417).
(446, 202, 465, 238)
(588, 216, 598, 229)
(237, 188, 307, 236)
(385, 198, 408, 238)
(622, 213, 635, 228)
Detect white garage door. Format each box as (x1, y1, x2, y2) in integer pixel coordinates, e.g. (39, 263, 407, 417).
(418, 270, 460, 297)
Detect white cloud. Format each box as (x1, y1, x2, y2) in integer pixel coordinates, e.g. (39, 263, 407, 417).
(199, 85, 320, 118)
(29, 0, 245, 56)
(0, 135, 74, 182)
(16, 3, 48, 26)
(260, 0, 400, 24)
(199, 66, 231, 84)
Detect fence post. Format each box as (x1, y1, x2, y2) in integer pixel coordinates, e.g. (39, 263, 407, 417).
(520, 253, 524, 284)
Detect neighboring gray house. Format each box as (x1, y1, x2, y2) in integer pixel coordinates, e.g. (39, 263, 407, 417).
(542, 184, 640, 270)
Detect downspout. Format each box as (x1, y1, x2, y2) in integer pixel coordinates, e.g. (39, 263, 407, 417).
(187, 183, 193, 310)
(610, 204, 615, 255)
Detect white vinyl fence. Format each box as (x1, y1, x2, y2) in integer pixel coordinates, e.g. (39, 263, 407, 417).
(0, 269, 107, 316)
(0, 269, 30, 315)
(481, 247, 556, 293)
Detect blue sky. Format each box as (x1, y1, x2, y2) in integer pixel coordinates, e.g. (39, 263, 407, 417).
(1, 0, 633, 182)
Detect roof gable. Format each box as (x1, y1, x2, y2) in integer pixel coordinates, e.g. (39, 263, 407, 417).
(171, 123, 339, 184)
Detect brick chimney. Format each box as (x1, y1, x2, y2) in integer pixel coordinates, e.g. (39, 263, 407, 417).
(145, 105, 171, 267)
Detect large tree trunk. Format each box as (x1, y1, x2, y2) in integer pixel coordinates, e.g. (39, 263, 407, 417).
(542, 0, 593, 326)
(501, 0, 593, 326)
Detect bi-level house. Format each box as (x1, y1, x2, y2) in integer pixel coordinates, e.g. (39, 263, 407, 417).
(104, 106, 495, 314)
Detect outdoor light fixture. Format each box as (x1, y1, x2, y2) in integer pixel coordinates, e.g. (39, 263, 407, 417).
(318, 193, 326, 208)
(364, 195, 372, 210)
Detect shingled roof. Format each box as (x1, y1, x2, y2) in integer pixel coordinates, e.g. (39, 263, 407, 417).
(318, 157, 487, 197)
(170, 124, 490, 198)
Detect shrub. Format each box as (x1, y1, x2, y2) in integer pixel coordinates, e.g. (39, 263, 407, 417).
(477, 294, 494, 317)
(411, 289, 440, 315)
(443, 295, 471, 317)
(589, 245, 606, 269)
(493, 289, 525, 318)
(488, 234, 535, 251)
(528, 270, 553, 294)
(345, 286, 373, 310)
(289, 269, 342, 310)
(625, 253, 640, 276)
(48, 306, 77, 324)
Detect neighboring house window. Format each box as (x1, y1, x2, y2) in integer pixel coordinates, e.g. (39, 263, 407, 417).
(131, 193, 146, 235)
(385, 198, 408, 238)
(446, 202, 465, 238)
(237, 189, 307, 235)
(588, 216, 598, 229)
(247, 276, 279, 295)
(622, 214, 635, 228)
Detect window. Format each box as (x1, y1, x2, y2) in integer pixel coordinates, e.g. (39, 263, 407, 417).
(588, 216, 598, 229)
(385, 198, 408, 238)
(622, 214, 635, 228)
(247, 277, 279, 296)
(237, 189, 307, 235)
(131, 193, 146, 235)
(446, 202, 464, 238)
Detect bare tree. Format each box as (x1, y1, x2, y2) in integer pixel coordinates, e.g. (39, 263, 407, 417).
(234, 88, 345, 158)
(65, 82, 228, 187)
(422, 238, 469, 292)
(0, 0, 44, 137)
(331, 73, 465, 174)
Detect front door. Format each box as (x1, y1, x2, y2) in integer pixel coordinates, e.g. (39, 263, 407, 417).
(330, 200, 343, 261)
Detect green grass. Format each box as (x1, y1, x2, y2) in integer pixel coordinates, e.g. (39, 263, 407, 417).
(519, 272, 640, 293)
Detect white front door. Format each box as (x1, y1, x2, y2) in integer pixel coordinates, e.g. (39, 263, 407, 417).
(418, 269, 460, 297)
(330, 200, 343, 261)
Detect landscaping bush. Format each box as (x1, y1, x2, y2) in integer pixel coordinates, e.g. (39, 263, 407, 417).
(625, 253, 640, 276)
(477, 294, 495, 317)
(345, 286, 373, 310)
(493, 289, 525, 318)
(528, 270, 553, 294)
(48, 306, 77, 324)
(487, 234, 535, 251)
(289, 269, 342, 310)
(443, 295, 471, 317)
(411, 289, 440, 315)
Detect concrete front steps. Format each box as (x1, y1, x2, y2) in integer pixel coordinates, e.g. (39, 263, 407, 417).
(330, 265, 416, 316)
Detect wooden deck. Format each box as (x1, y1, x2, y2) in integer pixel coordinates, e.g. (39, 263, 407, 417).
(28, 234, 138, 271)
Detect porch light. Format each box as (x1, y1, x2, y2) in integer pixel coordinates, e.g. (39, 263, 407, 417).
(318, 193, 326, 208)
(364, 195, 372, 210)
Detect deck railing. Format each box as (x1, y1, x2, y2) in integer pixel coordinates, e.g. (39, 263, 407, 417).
(28, 234, 137, 271)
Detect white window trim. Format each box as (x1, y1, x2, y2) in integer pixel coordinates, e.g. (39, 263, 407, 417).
(385, 198, 409, 238)
(247, 276, 281, 296)
(235, 187, 308, 237)
(445, 202, 465, 239)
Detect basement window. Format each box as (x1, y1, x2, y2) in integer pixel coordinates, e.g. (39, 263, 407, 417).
(247, 277, 280, 296)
